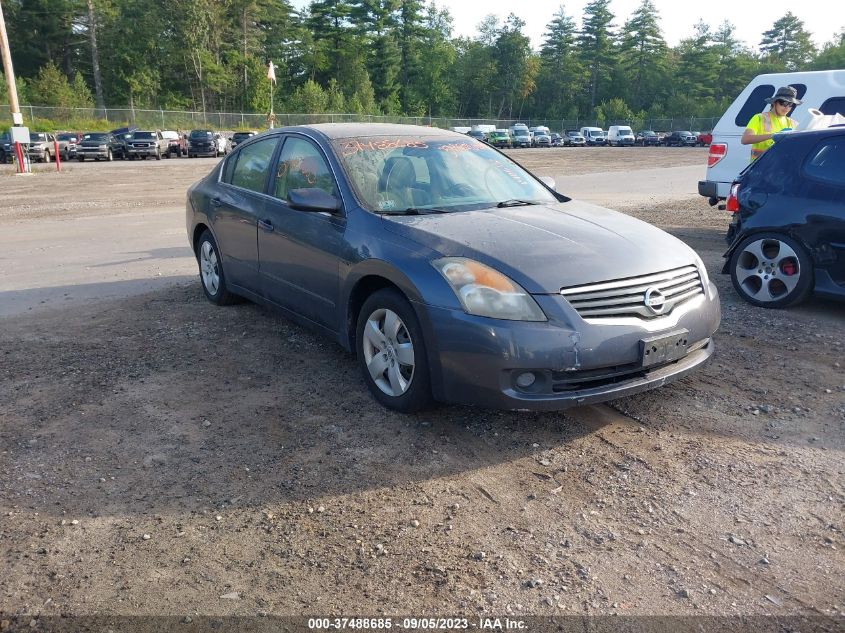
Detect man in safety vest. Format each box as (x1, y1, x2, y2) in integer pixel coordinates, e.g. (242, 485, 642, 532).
(740, 86, 801, 161)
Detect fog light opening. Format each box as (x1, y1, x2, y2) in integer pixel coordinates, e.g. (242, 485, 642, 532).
(516, 372, 537, 389)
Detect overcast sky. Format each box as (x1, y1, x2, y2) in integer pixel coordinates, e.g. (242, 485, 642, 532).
(291, 0, 843, 51)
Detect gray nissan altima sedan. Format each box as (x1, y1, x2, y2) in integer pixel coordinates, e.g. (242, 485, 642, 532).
(186, 123, 720, 412)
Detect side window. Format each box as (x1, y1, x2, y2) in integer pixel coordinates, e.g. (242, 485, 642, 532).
(804, 138, 845, 187)
(230, 137, 278, 194)
(273, 137, 336, 200)
(819, 97, 845, 117)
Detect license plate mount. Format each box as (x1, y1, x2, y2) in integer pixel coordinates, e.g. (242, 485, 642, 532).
(639, 330, 690, 368)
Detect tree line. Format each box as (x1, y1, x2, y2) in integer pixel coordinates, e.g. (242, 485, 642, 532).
(3, 0, 844, 124)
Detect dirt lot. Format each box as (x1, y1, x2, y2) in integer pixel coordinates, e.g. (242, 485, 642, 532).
(1, 148, 843, 630)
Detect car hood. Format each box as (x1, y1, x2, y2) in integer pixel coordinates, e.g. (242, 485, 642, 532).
(382, 201, 698, 293)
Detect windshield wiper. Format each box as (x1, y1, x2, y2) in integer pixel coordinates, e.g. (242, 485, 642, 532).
(496, 199, 536, 208)
(380, 207, 450, 215)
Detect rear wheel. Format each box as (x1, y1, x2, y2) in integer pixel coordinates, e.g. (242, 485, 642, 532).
(196, 230, 238, 306)
(729, 233, 814, 308)
(356, 288, 433, 413)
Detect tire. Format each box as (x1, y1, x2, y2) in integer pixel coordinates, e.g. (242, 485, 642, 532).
(155, 149, 161, 161)
(78, 156, 85, 162)
(107, 149, 113, 161)
(196, 230, 238, 306)
(356, 288, 433, 413)
(43, 150, 51, 163)
(729, 232, 814, 308)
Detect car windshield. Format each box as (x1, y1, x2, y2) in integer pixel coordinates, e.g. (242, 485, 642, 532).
(233, 132, 252, 139)
(679, 131, 692, 135)
(191, 131, 213, 139)
(618, 128, 632, 134)
(132, 131, 156, 139)
(84, 133, 107, 141)
(29, 133, 48, 142)
(642, 131, 655, 135)
(57, 134, 75, 141)
(333, 135, 558, 215)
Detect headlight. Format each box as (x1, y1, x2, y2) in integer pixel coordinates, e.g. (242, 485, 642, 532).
(432, 257, 546, 321)
(98, 144, 107, 150)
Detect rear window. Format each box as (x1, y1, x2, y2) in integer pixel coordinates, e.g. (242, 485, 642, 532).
(228, 137, 278, 193)
(804, 137, 845, 187)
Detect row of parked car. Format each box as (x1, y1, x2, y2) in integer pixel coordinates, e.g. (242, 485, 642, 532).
(465, 125, 712, 148)
(0, 128, 260, 163)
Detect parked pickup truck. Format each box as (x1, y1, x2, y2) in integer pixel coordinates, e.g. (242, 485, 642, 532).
(27, 132, 57, 162)
(161, 130, 186, 157)
(127, 130, 167, 160)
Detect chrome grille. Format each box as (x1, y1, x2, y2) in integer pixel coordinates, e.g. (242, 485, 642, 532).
(560, 265, 704, 320)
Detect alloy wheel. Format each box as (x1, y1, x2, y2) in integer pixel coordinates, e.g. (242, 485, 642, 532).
(200, 240, 220, 296)
(361, 308, 415, 397)
(733, 237, 801, 303)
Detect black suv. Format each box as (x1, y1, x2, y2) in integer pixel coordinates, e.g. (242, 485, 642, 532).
(664, 131, 697, 147)
(722, 128, 845, 308)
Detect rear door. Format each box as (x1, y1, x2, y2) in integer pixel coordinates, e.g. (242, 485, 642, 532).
(258, 135, 346, 331)
(212, 136, 280, 292)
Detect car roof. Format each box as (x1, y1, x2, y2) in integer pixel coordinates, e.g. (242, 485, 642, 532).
(275, 123, 466, 141)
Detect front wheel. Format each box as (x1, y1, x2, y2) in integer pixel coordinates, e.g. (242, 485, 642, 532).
(729, 233, 814, 308)
(107, 149, 113, 161)
(196, 230, 238, 306)
(155, 149, 161, 160)
(356, 288, 433, 413)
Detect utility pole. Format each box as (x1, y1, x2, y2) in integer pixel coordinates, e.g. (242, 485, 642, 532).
(0, 0, 23, 125)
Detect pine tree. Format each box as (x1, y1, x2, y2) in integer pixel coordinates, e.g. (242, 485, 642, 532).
(578, 0, 617, 110)
(618, 0, 668, 111)
(760, 12, 817, 70)
(536, 6, 583, 120)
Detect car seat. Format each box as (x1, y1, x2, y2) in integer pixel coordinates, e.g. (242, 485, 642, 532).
(380, 157, 430, 209)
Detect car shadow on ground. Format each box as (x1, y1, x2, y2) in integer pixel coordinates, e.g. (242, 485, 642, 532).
(1, 283, 620, 519)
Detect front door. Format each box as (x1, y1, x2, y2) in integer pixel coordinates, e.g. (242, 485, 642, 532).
(258, 135, 346, 331)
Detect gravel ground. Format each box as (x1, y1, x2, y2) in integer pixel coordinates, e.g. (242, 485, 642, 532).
(0, 147, 843, 631)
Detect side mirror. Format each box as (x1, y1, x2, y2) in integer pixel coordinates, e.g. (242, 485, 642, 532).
(288, 188, 341, 213)
(538, 176, 556, 190)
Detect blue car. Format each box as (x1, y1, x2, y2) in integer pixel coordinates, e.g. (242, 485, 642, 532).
(187, 124, 720, 412)
(723, 127, 845, 308)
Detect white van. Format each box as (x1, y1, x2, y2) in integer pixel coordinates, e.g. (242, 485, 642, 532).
(607, 125, 635, 146)
(579, 126, 606, 146)
(698, 69, 845, 202)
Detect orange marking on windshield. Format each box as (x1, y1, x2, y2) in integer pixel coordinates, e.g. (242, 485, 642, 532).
(341, 138, 429, 156)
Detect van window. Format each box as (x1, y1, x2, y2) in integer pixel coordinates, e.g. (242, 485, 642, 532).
(819, 97, 845, 117)
(734, 84, 807, 127)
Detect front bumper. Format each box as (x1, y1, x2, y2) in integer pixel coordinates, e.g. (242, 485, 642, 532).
(415, 289, 720, 411)
(190, 145, 217, 156)
(128, 146, 159, 156)
(78, 148, 111, 159)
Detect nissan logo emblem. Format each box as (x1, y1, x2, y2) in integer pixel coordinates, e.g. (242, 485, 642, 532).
(644, 287, 667, 315)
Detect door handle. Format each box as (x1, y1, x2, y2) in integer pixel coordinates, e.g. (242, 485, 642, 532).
(258, 219, 274, 232)
(210, 197, 222, 207)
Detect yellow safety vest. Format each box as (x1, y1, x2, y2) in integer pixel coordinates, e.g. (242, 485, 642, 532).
(747, 111, 797, 161)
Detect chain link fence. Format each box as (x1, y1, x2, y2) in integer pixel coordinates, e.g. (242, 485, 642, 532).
(4, 104, 720, 133)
